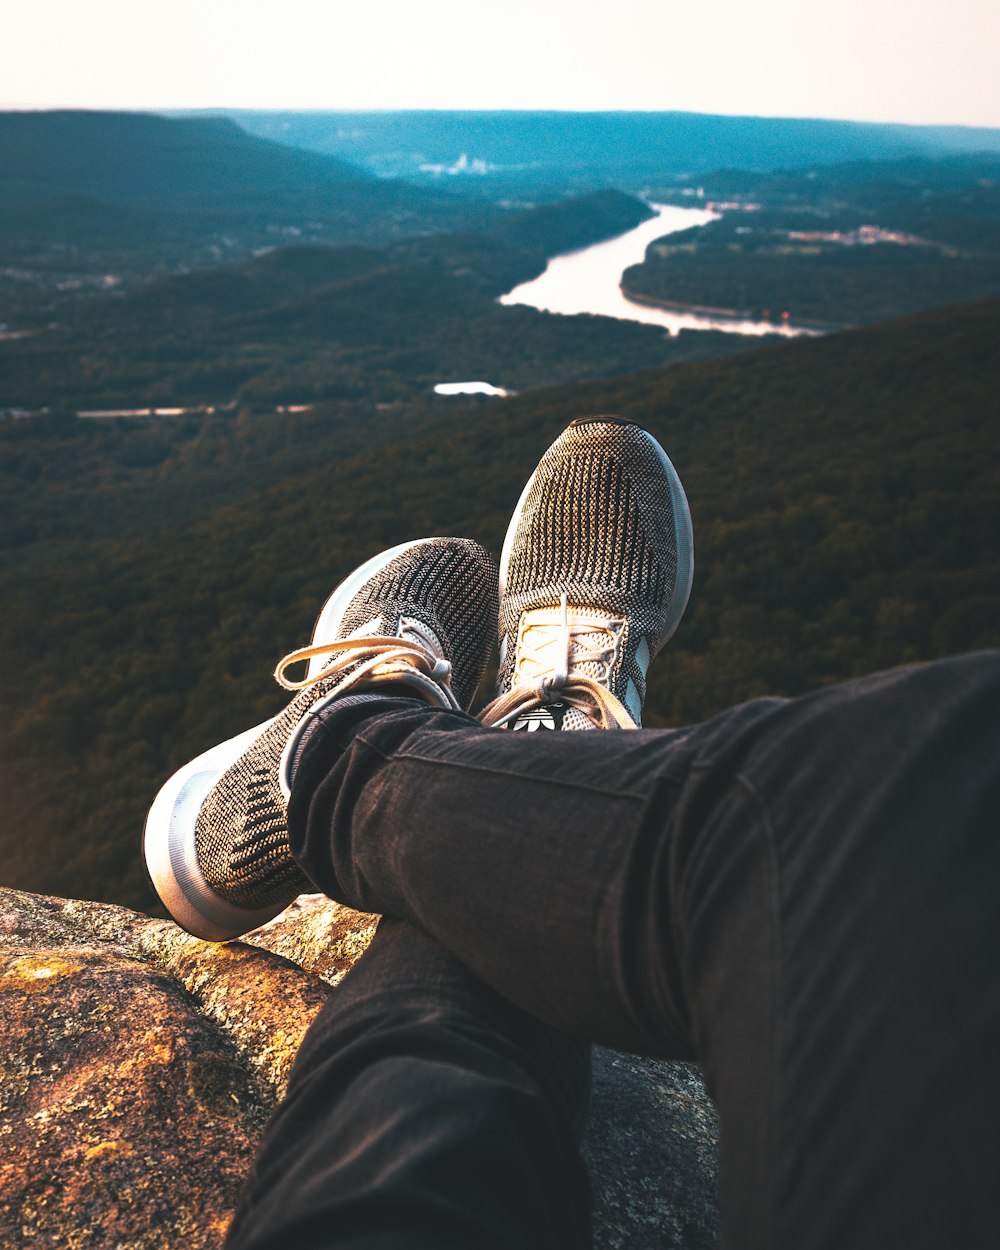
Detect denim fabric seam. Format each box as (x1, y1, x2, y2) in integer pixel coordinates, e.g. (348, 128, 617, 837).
(595, 765, 696, 1056)
(388, 746, 654, 803)
(685, 758, 784, 1250)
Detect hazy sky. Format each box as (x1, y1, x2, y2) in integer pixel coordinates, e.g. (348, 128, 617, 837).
(3, 0, 998, 127)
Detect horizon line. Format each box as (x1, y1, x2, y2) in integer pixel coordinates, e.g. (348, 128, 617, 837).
(2, 103, 1000, 132)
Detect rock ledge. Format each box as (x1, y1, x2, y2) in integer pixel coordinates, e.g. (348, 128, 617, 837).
(0, 888, 718, 1248)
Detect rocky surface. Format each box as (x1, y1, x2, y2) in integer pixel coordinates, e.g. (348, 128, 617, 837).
(0, 888, 718, 1248)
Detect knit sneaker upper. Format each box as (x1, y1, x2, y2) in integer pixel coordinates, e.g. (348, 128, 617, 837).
(334, 539, 498, 712)
(487, 418, 693, 730)
(193, 676, 340, 911)
(194, 538, 498, 911)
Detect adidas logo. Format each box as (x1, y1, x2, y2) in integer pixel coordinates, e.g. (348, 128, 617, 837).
(511, 703, 567, 732)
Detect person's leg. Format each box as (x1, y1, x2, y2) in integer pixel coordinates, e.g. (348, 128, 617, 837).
(148, 417, 1000, 1248)
(289, 649, 1000, 1250)
(144, 535, 595, 1250)
(193, 418, 700, 1248)
(226, 917, 591, 1250)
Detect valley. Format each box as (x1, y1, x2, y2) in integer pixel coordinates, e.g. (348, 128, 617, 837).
(1, 109, 998, 912)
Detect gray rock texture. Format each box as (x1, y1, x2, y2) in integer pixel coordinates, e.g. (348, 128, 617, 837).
(0, 887, 718, 1248)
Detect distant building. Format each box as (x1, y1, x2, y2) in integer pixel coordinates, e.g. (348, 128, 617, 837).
(707, 201, 761, 212)
(787, 225, 931, 248)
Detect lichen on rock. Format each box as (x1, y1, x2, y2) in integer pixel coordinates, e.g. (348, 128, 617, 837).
(0, 887, 719, 1248)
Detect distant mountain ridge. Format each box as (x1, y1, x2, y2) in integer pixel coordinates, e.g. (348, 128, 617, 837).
(213, 109, 1000, 189)
(0, 110, 370, 203)
(0, 110, 478, 278)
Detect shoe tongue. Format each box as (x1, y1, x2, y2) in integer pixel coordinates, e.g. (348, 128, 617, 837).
(568, 622, 615, 683)
(511, 604, 621, 718)
(397, 614, 445, 658)
(522, 604, 619, 671)
(559, 705, 599, 732)
(346, 613, 445, 658)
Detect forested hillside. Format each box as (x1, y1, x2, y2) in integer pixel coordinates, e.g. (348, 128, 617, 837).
(0, 110, 480, 282)
(628, 153, 1000, 326)
(1, 299, 996, 910)
(0, 192, 747, 410)
(0, 111, 373, 202)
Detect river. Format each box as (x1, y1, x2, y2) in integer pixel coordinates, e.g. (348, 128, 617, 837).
(499, 203, 816, 338)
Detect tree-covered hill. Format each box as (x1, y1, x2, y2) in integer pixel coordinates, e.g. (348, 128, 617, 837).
(0, 298, 997, 910)
(628, 154, 1000, 327)
(0, 110, 480, 280)
(0, 111, 370, 203)
(0, 192, 747, 410)
(625, 228, 1000, 328)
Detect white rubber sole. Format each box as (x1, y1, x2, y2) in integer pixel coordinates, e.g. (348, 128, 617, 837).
(143, 720, 282, 941)
(498, 417, 695, 661)
(143, 538, 446, 942)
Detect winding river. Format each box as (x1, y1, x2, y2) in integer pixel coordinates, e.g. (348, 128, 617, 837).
(499, 203, 816, 338)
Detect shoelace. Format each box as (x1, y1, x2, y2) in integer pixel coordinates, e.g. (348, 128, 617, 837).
(274, 635, 464, 711)
(479, 594, 638, 730)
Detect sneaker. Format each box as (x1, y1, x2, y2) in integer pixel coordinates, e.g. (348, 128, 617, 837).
(144, 537, 498, 941)
(480, 418, 693, 732)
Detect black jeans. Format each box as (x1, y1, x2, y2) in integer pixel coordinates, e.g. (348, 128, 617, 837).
(227, 652, 1000, 1250)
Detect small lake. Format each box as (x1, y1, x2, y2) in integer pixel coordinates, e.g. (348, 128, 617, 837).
(499, 204, 817, 338)
(433, 381, 510, 397)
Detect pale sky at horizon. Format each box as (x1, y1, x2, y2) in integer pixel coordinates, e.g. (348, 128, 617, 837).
(3, 0, 999, 129)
